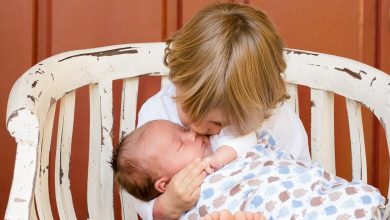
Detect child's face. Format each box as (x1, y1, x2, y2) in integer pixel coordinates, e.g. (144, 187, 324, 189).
(177, 105, 224, 135)
(146, 120, 212, 178)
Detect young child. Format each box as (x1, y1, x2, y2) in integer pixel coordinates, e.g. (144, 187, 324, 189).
(135, 2, 311, 219)
(110, 120, 234, 201)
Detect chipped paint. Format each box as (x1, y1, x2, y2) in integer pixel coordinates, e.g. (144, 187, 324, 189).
(121, 131, 126, 139)
(58, 46, 138, 62)
(51, 73, 55, 81)
(27, 95, 37, 103)
(14, 198, 26, 203)
(311, 101, 316, 107)
(50, 97, 56, 106)
(370, 77, 377, 87)
(35, 70, 44, 74)
(147, 72, 163, 76)
(7, 109, 21, 127)
(60, 167, 64, 185)
(334, 68, 362, 80)
(284, 49, 319, 56)
(32, 80, 38, 88)
(110, 128, 114, 140)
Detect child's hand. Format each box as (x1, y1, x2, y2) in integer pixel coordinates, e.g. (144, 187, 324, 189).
(203, 156, 224, 174)
(153, 158, 207, 219)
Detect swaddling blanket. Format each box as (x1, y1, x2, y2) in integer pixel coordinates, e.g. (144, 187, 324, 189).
(181, 132, 384, 220)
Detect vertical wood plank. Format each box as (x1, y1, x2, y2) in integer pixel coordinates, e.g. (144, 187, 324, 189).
(88, 81, 114, 220)
(286, 83, 299, 115)
(384, 125, 390, 219)
(161, 75, 170, 89)
(35, 104, 56, 220)
(100, 81, 115, 220)
(345, 98, 367, 182)
(30, 197, 39, 220)
(55, 91, 77, 220)
(5, 141, 38, 220)
(119, 77, 139, 220)
(88, 83, 102, 220)
(310, 89, 335, 174)
(376, 0, 390, 200)
(0, 1, 35, 218)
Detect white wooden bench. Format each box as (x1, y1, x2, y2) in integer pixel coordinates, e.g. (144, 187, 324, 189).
(5, 42, 390, 219)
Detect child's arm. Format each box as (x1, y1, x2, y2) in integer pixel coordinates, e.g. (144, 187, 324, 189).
(204, 146, 237, 172)
(205, 130, 258, 172)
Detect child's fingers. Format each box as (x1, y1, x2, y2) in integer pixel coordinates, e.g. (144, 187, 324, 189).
(173, 158, 203, 180)
(180, 159, 208, 187)
(187, 170, 206, 196)
(190, 186, 201, 201)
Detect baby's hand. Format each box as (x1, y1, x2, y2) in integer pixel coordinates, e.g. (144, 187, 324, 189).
(203, 156, 224, 174)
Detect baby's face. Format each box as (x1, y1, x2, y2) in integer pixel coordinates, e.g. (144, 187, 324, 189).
(146, 120, 212, 178)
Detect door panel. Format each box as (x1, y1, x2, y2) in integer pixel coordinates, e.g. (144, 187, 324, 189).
(0, 1, 35, 219)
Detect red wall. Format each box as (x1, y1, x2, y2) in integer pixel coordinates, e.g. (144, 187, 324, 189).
(1, 0, 389, 219)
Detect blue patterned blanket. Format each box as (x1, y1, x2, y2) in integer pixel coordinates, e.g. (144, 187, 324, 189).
(181, 131, 384, 220)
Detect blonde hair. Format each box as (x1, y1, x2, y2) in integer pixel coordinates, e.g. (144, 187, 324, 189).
(165, 3, 288, 135)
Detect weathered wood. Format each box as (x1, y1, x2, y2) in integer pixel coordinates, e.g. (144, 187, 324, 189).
(119, 77, 139, 220)
(346, 98, 367, 182)
(161, 75, 170, 89)
(310, 89, 335, 174)
(286, 83, 299, 114)
(35, 103, 56, 220)
(55, 91, 77, 219)
(5, 44, 390, 219)
(5, 109, 39, 220)
(87, 81, 115, 220)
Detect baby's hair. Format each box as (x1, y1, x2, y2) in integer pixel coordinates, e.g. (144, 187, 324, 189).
(165, 2, 288, 135)
(110, 121, 161, 201)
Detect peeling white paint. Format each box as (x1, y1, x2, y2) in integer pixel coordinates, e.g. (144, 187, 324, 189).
(5, 44, 390, 219)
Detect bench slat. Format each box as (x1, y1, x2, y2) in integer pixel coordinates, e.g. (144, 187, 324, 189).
(119, 77, 139, 220)
(35, 104, 56, 220)
(55, 91, 77, 219)
(310, 89, 335, 174)
(286, 83, 299, 115)
(88, 81, 115, 220)
(345, 98, 367, 182)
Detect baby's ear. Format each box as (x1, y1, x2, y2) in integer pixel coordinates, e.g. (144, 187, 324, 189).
(154, 177, 169, 193)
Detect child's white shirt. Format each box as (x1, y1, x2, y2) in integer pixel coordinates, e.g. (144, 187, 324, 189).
(209, 128, 257, 158)
(134, 81, 311, 220)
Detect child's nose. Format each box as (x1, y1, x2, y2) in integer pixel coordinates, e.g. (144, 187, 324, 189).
(190, 123, 208, 135)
